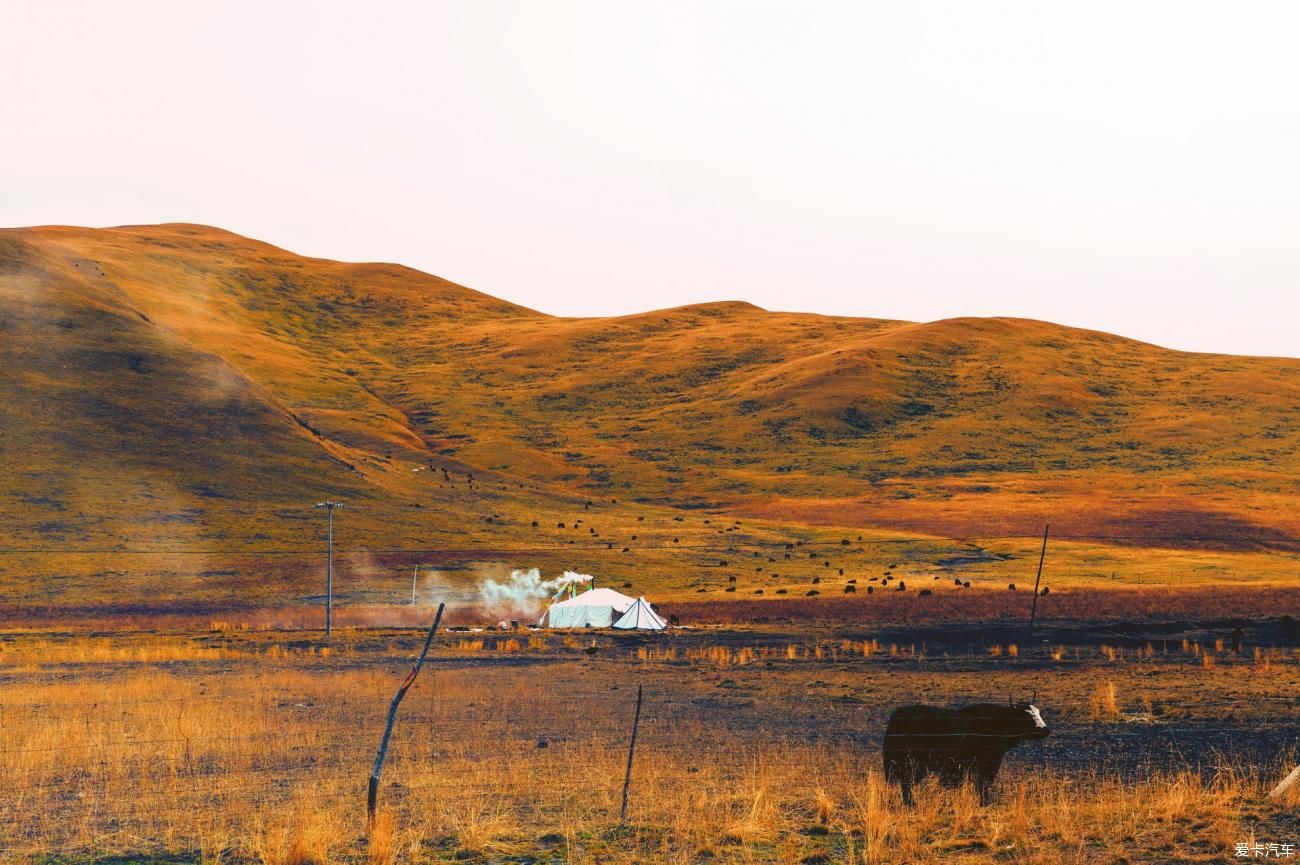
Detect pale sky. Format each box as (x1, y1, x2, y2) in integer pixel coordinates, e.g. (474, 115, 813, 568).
(4, 1, 1298, 357)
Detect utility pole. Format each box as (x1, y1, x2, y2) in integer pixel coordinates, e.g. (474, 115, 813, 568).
(411, 564, 420, 605)
(314, 500, 344, 635)
(1028, 524, 1049, 637)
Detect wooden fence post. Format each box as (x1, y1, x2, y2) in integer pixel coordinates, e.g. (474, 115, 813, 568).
(619, 684, 644, 826)
(368, 602, 444, 829)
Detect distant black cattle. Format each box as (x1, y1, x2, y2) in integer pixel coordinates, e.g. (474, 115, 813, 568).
(883, 702, 1049, 804)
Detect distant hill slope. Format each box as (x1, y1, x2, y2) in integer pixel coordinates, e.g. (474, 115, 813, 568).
(433, 302, 1298, 538)
(0, 224, 1296, 605)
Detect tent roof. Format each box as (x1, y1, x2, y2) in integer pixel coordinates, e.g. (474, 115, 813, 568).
(613, 596, 667, 630)
(548, 587, 635, 610)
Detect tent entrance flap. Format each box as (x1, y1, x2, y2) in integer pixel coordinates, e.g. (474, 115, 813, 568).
(613, 597, 667, 630)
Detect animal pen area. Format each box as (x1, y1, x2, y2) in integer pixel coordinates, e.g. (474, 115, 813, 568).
(0, 621, 1297, 865)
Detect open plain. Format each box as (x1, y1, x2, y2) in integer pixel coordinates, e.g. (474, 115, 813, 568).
(1, 610, 1297, 864)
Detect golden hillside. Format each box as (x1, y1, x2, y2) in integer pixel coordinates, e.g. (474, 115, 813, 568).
(1, 223, 1295, 606)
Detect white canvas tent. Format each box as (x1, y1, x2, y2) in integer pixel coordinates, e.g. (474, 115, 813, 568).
(613, 597, 667, 631)
(538, 587, 635, 628)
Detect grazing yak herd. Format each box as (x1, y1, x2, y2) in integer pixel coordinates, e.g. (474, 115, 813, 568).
(883, 700, 1051, 805)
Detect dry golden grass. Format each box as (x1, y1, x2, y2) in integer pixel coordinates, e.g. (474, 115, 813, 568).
(0, 625, 1295, 863)
(1089, 680, 1121, 722)
(366, 812, 397, 865)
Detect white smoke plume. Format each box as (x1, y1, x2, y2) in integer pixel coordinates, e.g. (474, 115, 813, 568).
(478, 569, 592, 618)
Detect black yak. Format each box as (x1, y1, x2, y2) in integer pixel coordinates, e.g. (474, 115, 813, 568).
(883, 702, 1049, 804)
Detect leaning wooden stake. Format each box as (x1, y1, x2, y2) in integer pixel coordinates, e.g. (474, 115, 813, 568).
(368, 602, 444, 828)
(619, 683, 644, 826)
(1268, 763, 1300, 800)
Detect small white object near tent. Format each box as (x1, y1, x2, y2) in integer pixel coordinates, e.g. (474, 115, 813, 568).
(613, 596, 666, 631)
(539, 587, 635, 628)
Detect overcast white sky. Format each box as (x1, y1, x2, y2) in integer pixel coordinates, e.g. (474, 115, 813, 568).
(4, 1, 1297, 357)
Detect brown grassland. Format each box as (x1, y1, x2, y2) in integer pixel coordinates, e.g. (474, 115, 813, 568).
(0, 622, 1296, 864)
(1, 224, 1297, 863)
(1, 223, 1297, 607)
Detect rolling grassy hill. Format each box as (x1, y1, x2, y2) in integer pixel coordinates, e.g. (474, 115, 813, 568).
(0, 223, 1295, 610)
